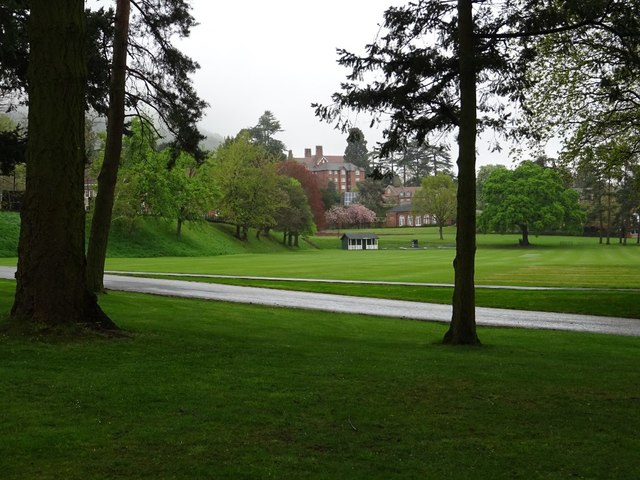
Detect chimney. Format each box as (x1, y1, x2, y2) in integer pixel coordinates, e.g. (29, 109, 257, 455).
(315, 145, 323, 158)
(304, 148, 312, 157)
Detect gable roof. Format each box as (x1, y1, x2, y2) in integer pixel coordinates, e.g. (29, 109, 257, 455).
(310, 162, 363, 172)
(340, 232, 379, 240)
(386, 203, 413, 213)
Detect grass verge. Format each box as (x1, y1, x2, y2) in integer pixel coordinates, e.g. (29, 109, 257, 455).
(0, 279, 638, 479)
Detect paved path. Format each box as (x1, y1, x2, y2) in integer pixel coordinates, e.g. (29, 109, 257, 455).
(1, 267, 638, 336)
(107, 270, 640, 292)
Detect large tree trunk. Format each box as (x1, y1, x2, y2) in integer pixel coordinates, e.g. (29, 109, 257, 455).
(10, 0, 115, 331)
(86, 0, 131, 292)
(443, 0, 480, 346)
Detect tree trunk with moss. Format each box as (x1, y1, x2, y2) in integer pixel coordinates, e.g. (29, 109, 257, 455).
(10, 0, 115, 331)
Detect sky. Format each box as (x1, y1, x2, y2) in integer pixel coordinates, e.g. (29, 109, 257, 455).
(177, 0, 403, 158)
(176, 1, 528, 167)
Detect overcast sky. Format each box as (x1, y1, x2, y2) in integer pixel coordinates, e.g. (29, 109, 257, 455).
(175, 0, 523, 167)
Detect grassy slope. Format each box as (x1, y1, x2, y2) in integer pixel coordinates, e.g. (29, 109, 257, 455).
(0, 211, 20, 257)
(0, 212, 302, 258)
(0, 280, 638, 479)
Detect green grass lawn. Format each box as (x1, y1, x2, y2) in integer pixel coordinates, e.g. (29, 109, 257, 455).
(96, 238, 640, 289)
(1, 280, 638, 479)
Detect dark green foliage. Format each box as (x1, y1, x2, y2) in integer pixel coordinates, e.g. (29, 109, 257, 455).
(0, 1, 207, 161)
(0, 0, 28, 100)
(321, 180, 341, 210)
(0, 125, 26, 176)
(248, 110, 286, 160)
(354, 177, 385, 214)
(344, 127, 369, 171)
(275, 177, 315, 246)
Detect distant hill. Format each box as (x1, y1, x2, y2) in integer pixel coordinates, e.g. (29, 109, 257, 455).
(199, 129, 224, 152)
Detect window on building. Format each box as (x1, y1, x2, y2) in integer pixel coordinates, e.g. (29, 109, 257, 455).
(415, 216, 422, 226)
(399, 215, 405, 227)
(355, 170, 360, 176)
(408, 215, 414, 226)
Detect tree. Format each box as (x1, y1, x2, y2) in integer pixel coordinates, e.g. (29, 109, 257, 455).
(0, 0, 28, 101)
(277, 161, 326, 230)
(564, 134, 632, 244)
(384, 141, 453, 186)
(320, 180, 341, 211)
(479, 161, 585, 246)
(0, 1, 207, 292)
(86, 0, 207, 292)
(348, 203, 377, 227)
(355, 177, 385, 214)
(275, 177, 315, 246)
(344, 127, 369, 171)
(0, 114, 25, 176)
(314, 0, 634, 345)
(165, 152, 217, 238)
(9, 0, 115, 332)
(413, 174, 457, 240)
(213, 133, 283, 239)
(248, 110, 286, 160)
(86, 0, 130, 292)
(325, 204, 376, 229)
(476, 164, 507, 210)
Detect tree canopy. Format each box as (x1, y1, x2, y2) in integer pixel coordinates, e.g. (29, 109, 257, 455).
(355, 177, 386, 214)
(479, 161, 585, 245)
(212, 132, 283, 239)
(248, 110, 286, 160)
(275, 177, 315, 246)
(344, 127, 369, 171)
(277, 160, 326, 230)
(412, 173, 457, 240)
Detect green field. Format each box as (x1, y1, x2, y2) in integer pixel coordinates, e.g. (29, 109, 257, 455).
(97, 242, 640, 289)
(2, 213, 639, 318)
(1, 280, 638, 479)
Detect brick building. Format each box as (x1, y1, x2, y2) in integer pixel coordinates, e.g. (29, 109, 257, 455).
(383, 186, 419, 205)
(385, 203, 436, 228)
(292, 145, 365, 194)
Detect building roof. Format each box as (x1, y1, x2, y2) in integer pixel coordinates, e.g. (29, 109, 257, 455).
(310, 162, 363, 172)
(340, 232, 379, 240)
(386, 203, 413, 213)
(384, 186, 419, 196)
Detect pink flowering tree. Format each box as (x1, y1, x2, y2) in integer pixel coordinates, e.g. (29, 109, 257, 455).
(348, 203, 376, 226)
(325, 203, 376, 229)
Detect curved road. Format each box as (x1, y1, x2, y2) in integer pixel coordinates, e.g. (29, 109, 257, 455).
(1, 267, 638, 336)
